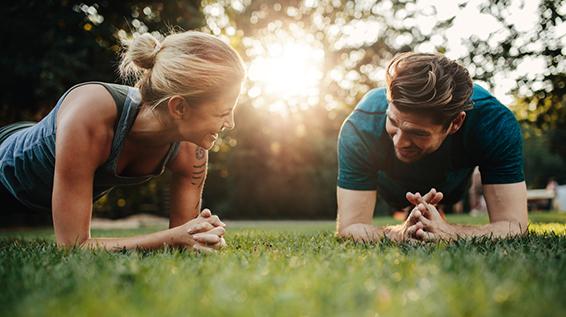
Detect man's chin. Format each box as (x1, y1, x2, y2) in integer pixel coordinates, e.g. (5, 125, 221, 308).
(395, 151, 421, 163)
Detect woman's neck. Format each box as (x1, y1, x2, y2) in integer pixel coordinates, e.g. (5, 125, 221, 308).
(128, 108, 179, 146)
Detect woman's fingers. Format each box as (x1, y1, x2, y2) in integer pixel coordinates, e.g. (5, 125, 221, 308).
(214, 237, 227, 249)
(192, 225, 225, 245)
(192, 233, 221, 245)
(198, 210, 226, 227)
(192, 243, 215, 253)
(206, 215, 226, 227)
(187, 222, 214, 234)
(200, 209, 212, 218)
(205, 226, 225, 237)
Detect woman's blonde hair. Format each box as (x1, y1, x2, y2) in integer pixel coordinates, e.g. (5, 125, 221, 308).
(119, 31, 246, 110)
(386, 52, 473, 127)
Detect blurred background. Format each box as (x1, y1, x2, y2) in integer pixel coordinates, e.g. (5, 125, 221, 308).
(1, 0, 565, 221)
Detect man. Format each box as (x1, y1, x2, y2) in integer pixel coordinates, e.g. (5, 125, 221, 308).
(336, 52, 528, 242)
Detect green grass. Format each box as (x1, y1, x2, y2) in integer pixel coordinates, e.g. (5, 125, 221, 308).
(1, 213, 566, 317)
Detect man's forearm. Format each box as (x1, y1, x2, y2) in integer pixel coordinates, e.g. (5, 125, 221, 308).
(338, 223, 409, 242)
(446, 220, 528, 240)
(337, 223, 386, 242)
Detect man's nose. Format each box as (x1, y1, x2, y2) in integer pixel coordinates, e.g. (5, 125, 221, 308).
(393, 130, 411, 148)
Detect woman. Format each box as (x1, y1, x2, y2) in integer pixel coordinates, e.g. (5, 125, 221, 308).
(0, 31, 246, 251)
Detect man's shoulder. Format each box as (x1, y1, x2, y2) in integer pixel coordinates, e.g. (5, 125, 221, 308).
(461, 83, 522, 154)
(466, 83, 516, 126)
(353, 87, 389, 114)
(341, 88, 388, 141)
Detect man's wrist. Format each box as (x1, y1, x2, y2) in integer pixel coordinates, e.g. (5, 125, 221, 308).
(384, 225, 403, 241)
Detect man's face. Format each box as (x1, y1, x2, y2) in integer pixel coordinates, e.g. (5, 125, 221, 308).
(385, 104, 457, 163)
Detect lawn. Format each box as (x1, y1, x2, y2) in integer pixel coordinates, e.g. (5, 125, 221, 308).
(1, 212, 565, 317)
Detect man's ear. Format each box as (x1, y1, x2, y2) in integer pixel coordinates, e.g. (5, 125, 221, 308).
(448, 111, 466, 134)
(167, 96, 187, 120)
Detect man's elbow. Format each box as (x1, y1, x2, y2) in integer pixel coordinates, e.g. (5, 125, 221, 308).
(516, 219, 529, 235)
(505, 219, 529, 236)
(336, 222, 351, 239)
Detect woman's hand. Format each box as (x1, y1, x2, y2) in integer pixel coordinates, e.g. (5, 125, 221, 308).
(174, 209, 227, 251)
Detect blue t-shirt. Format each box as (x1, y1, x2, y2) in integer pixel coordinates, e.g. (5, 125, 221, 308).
(337, 84, 524, 209)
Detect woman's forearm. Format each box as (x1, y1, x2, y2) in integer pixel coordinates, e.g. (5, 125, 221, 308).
(79, 227, 183, 251)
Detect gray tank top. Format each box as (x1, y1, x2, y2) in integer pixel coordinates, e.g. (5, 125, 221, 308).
(0, 82, 180, 211)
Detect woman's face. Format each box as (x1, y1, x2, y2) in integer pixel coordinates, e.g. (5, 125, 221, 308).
(179, 87, 241, 149)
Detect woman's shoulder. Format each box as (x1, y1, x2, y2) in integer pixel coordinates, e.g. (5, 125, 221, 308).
(55, 83, 122, 152)
(58, 83, 120, 125)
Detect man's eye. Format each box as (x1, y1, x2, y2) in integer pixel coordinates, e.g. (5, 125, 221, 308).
(414, 133, 430, 137)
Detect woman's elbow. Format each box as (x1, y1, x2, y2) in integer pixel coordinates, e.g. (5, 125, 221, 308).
(56, 234, 89, 248)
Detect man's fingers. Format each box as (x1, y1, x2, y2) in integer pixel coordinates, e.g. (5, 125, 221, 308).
(406, 192, 417, 205)
(430, 192, 444, 205)
(187, 222, 214, 234)
(416, 228, 437, 242)
(406, 222, 423, 238)
(421, 188, 436, 202)
(418, 215, 433, 228)
(417, 203, 432, 218)
(406, 208, 422, 224)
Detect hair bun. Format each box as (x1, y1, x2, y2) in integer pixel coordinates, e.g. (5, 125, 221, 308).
(126, 33, 162, 70)
(119, 33, 163, 81)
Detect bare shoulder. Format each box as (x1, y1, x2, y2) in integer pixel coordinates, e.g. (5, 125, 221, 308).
(167, 142, 208, 175)
(55, 84, 119, 163)
(57, 84, 118, 131)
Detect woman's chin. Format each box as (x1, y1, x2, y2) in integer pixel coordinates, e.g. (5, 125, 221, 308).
(200, 136, 218, 149)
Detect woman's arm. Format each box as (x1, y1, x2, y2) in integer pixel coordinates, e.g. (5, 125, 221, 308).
(166, 142, 208, 228)
(52, 85, 222, 251)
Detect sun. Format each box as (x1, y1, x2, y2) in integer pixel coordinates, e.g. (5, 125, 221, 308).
(246, 39, 325, 115)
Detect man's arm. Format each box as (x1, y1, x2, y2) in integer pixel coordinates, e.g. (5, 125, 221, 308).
(412, 182, 528, 241)
(336, 187, 443, 242)
(336, 187, 384, 242)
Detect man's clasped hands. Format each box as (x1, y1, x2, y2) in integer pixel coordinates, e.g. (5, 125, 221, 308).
(386, 188, 458, 243)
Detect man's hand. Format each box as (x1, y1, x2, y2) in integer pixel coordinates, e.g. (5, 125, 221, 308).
(405, 202, 457, 242)
(405, 188, 443, 206)
(338, 223, 381, 243)
(384, 188, 445, 242)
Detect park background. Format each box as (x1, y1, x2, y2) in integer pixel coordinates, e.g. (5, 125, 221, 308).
(1, 0, 565, 221)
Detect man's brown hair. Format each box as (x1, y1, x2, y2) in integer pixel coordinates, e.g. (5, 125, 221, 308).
(386, 52, 473, 127)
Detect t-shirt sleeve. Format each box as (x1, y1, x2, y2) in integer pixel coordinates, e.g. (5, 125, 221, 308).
(337, 119, 379, 190)
(475, 105, 525, 184)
